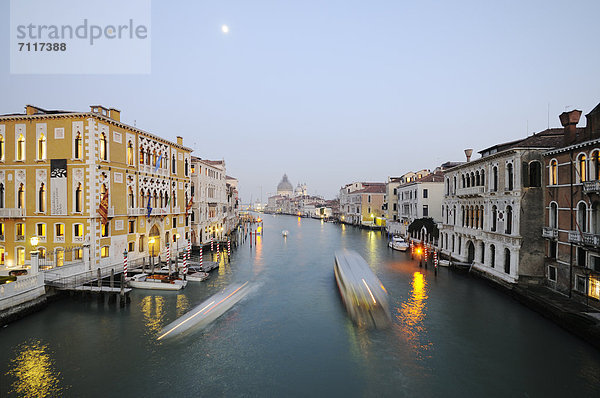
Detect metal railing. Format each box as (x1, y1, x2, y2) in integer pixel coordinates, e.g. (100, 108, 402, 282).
(456, 186, 485, 197)
(0, 208, 23, 218)
(583, 180, 600, 194)
(568, 231, 600, 247)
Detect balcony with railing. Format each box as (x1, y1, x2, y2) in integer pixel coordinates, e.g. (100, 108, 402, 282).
(542, 227, 558, 239)
(568, 230, 600, 247)
(456, 186, 485, 198)
(583, 180, 600, 195)
(0, 208, 24, 218)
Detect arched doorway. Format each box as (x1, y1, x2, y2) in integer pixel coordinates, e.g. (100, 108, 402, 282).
(149, 224, 160, 258)
(467, 241, 475, 263)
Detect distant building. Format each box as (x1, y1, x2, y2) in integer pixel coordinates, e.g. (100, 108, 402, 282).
(277, 174, 293, 197)
(397, 172, 444, 238)
(339, 182, 385, 227)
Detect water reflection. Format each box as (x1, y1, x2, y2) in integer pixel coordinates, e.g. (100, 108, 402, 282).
(140, 296, 166, 336)
(6, 340, 65, 397)
(396, 272, 432, 358)
(253, 235, 264, 276)
(176, 294, 190, 318)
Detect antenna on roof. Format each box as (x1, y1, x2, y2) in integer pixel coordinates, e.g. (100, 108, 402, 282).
(134, 119, 136, 127)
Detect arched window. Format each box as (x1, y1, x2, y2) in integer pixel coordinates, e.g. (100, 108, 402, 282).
(491, 205, 497, 232)
(481, 169, 485, 187)
(453, 205, 456, 225)
(475, 205, 479, 229)
(159, 191, 164, 208)
(592, 151, 600, 181)
(100, 133, 108, 160)
(505, 205, 513, 234)
(453, 176, 457, 193)
(529, 161, 541, 187)
(140, 189, 145, 206)
(507, 163, 514, 191)
(38, 183, 46, 212)
(146, 149, 150, 165)
(0, 134, 4, 160)
(578, 154, 587, 182)
(479, 206, 484, 229)
(550, 202, 558, 229)
(152, 149, 157, 167)
(0, 183, 4, 208)
(185, 159, 189, 176)
(578, 202, 588, 233)
(592, 202, 600, 235)
(153, 190, 158, 208)
(127, 141, 134, 166)
(75, 183, 82, 212)
(74, 132, 82, 159)
(480, 242, 485, 263)
(493, 166, 498, 191)
(165, 192, 169, 208)
(462, 175, 465, 188)
(470, 172, 475, 187)
(504, 248, 511, 274)
(38, 133, 46, 160)
(476, 171, 480, 186)
(17, 134, 25, 160)
(550, 159, 558, 185)
(17, 184, 24, 209)
(490, 244, 496, 268)
(128, 187, 135, 208)
(172, 155, 176, 173)
(461, 205, 465, 227)
(139, 146, 145, 164)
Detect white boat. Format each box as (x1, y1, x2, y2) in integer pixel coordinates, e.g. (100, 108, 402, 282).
(438, 259, 450, 267)
(334, 250, 391, 329)
(388, 236, 409, 252)
(282, 230, 289, 237)
(186, 271, 210, 282)
(128, 273, 187, 290)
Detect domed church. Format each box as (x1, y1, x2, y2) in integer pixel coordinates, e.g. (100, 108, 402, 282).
(277, 174, 294, 197)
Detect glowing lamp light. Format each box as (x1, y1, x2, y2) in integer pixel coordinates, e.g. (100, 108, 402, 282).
(149, 237, 155, 245)
(30, 236, 39, 247)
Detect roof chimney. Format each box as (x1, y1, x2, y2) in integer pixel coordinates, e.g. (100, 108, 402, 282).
(177, 136, 183, 146)
(559, 109, 582, 146)
(464, 148, 473, 162)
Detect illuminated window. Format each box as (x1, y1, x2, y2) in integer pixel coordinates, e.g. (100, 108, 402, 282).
(0, 247, 4, 265)
(102, 222, 109, 237)
(550, 159, 558, 185)
(38, 247, 46, 259)
(74, 248, 83, 260)
(36, 223, 46, 238)
(129, 220, 135, 233)
(38, 133, 46, 160)
(101, 246, 109, 258)
(0, 183, 4, 208)
(99, 133, 108, 160)
(127, 141, 134, 165)
(55, 223, 64, 237)
(16, 223, 24, 238)
(74, 132, 82, 159)
(16, 247, 25, 266)
(16, 134, 25, 160)
(0, 222, 4, 238)
(590, 277, 600, 300)
(139, 146, 145, 164)
(56, 249, 64, 266)
(128, 242, 135, 252)
(0, 134, 5, 161)
(74, 223, 83, 238)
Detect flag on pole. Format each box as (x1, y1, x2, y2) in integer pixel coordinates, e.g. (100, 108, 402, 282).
(98, 189, 109, 224)
(154, 153, 163, 173)
(146, 195, 152, 218)
(185, 197, 193, 216)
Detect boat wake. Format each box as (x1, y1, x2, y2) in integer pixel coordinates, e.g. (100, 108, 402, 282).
(157, 281, 252, 340)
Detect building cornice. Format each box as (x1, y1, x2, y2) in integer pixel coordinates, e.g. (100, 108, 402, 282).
(544, 138, 600, 156)
(0, 112, 193, 152)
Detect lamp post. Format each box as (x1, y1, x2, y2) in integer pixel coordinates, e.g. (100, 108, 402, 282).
(175, 233, 180, 272)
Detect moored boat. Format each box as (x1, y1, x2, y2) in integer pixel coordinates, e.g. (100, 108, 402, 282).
(186, 271, 210, 282)
(282, 230, 289, 237)
(128, 273, 187, 290)
(388, 235, 409, 252)
(333, 250, 391, 329)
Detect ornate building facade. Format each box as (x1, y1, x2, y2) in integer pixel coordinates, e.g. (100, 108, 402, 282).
(0, 104, 192, 269)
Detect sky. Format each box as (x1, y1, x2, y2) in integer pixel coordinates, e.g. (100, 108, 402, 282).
(2, 0, 600, 201)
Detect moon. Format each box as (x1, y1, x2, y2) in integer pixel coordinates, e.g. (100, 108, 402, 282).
(221, 25, 229, 34)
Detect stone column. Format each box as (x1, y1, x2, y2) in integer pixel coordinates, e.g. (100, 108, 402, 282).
(30, 251, 39, 275)
(83, 244, 91, 270)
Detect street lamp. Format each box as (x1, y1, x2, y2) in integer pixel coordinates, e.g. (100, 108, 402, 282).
(30, 236, 39, 248)
(149, 237, 155, 266)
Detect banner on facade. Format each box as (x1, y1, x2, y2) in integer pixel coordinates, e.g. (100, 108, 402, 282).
(50, 159, 67, 215)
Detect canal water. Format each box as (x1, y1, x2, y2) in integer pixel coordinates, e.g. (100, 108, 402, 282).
(2, 216, 600, 397)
